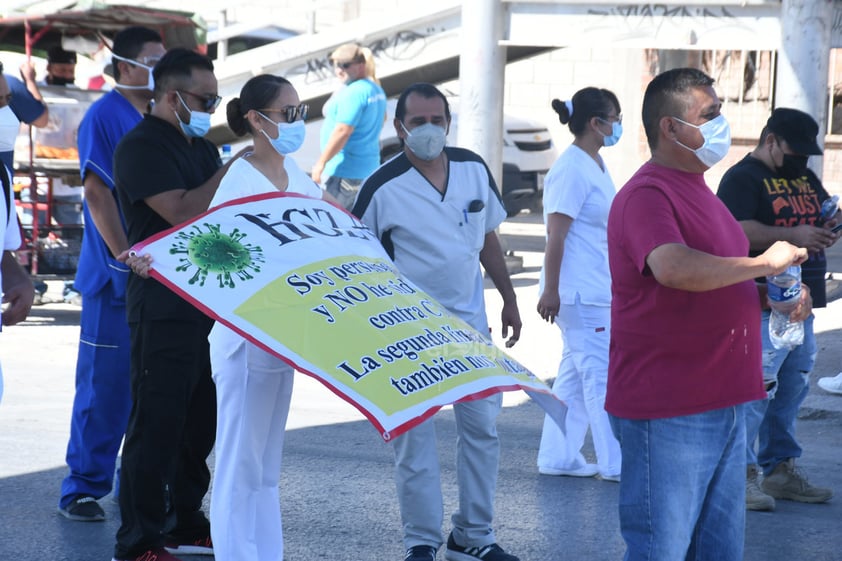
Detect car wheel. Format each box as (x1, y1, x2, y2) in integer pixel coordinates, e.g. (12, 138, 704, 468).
(505, 205, 521, 218)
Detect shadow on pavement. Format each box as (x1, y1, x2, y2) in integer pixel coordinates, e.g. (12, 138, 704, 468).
(3, 400, 842, 561)
(17, 304, 81, 328)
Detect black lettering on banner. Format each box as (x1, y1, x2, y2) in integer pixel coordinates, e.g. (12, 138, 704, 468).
(324, 285, 370, 313)
(338, 356, 382, 380)
(465, 354, 496, 369)
(374, 328, 451, 363)
(285, 270, 336, 295)
(237, 204, 375, 248)
(388, 357, 470, 395)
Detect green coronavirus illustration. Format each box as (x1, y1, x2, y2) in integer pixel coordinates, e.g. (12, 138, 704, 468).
(170, 223, 264, 288)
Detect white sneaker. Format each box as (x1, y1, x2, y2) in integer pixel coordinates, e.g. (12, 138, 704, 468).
(538, 463, 599, 477)
(817, 372, 842, 395)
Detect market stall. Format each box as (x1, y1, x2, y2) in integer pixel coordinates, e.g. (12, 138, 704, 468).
(0, 1, 206, 277)
(12, 85, 98, 275)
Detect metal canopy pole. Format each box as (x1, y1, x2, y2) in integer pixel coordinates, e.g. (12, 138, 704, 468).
(24, 18, 40, 275)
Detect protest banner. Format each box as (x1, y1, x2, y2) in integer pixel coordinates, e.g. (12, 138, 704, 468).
(133, 192, 565, 440)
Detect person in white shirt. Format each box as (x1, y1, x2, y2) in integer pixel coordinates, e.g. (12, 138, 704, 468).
(535, 87, 623, 482)
(0, 72, 35, 403)
(352, 82, 522, 561)
(208, 74, 337, 561)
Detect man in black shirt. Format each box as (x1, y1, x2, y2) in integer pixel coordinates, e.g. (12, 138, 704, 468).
(112, 48, 233, 561)
(717, 108, 840, 513)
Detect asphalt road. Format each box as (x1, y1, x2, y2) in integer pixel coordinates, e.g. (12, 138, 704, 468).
(1, 213, 841, 561)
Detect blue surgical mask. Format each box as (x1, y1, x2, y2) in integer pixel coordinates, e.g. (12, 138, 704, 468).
(257, 112, 306, 155)
(598, 119, 622, 147)
(175, 92, 211, 138)
(673, 114, 731, 168)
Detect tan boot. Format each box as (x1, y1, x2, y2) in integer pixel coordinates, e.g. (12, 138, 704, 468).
(746, 464, 775, 511)
(761, 458, 833, 503)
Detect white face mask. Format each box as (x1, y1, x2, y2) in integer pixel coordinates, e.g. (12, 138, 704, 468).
(0, 106, 20, 153)
(401, 122, 447, 160)
(112, 54, 155, 91)
(673, 114, 731, 168)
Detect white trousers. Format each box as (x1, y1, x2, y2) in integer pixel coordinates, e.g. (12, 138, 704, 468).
(209, 328, 294, 561)
(537, 299, 621, 477)
(393, 393, 503, 550)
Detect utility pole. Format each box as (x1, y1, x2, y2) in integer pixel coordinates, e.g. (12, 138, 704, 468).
(457, 0, 505, 187)
(776, 0, 834, 177)
(458, 0, 523, 273)
(217, 9, 228, 61)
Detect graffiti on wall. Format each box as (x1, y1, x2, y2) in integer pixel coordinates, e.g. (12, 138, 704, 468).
(582, 4, 745, 43)
(286, 29, 435, 84)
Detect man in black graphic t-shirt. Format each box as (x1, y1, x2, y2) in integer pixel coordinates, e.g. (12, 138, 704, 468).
(718, 108, 840, 512)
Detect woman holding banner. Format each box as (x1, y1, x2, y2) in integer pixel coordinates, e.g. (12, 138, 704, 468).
(535, 88, 623, 483)
(208, 74, 336, 561)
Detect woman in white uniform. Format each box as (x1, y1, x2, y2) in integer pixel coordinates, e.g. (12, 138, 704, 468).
(535, 87, 623, 482)
(208, 74, 336, 561)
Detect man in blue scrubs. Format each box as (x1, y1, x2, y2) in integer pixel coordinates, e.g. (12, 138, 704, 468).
(57, 27, 165, 522)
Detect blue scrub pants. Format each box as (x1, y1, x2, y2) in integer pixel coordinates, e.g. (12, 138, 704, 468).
(59, 289, 131, 508)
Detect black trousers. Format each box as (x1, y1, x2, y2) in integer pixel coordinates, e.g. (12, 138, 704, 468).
(114, 316, 216, 559)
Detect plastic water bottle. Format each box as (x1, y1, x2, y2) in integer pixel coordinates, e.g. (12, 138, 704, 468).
(820, 194, 839, 223)
(220, 144, 232, 165)
(766, 265, 804, 350)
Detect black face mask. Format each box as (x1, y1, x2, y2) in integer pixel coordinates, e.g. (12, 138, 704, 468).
(46, 76, 74, 86)
(777, 153, 809, 179)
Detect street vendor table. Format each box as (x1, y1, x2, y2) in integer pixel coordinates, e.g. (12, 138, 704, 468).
(1, 1, 207, 278)
(11, 85, 99, 278)
(14, 157, 83, 278)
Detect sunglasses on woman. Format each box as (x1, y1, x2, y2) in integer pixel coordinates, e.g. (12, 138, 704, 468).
(257, 103, 310, 124)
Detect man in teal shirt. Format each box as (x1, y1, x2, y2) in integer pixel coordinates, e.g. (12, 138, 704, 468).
(312, 43, 386, 210)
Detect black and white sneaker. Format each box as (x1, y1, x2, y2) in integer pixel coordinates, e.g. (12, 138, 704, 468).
(57, 495, 105, 522)
(405, 545, 437, 561)
(444, 533, 519, 561)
